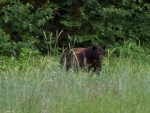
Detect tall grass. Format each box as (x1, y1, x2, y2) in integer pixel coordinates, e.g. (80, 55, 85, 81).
(0, 56, 150, 113)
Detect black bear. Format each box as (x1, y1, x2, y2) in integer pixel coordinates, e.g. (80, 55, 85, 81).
(60, 46, 106, 72)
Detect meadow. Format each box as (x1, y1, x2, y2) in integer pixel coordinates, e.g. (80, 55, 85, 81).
(0, 55, 150, 113)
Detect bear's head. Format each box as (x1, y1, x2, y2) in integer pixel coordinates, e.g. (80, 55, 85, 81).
(92, 46, 106, 62)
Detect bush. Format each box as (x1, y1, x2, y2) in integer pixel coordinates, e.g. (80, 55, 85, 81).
(0, 0, 149, 57)
(0, 1, 58, 56)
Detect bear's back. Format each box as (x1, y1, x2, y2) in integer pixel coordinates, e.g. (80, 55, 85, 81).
(73, 48, 86, 63)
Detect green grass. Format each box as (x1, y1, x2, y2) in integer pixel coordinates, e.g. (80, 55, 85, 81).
(0, 56, 150, 113)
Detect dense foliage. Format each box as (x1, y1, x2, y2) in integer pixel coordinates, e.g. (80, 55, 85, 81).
(0, 0, 150, 57)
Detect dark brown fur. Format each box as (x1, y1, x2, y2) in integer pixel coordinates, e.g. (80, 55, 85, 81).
(60, 46, 106, 72)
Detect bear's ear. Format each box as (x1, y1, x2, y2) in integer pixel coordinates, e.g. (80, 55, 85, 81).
(102, 46, 106, 50)
(93, 46, 97, 50)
